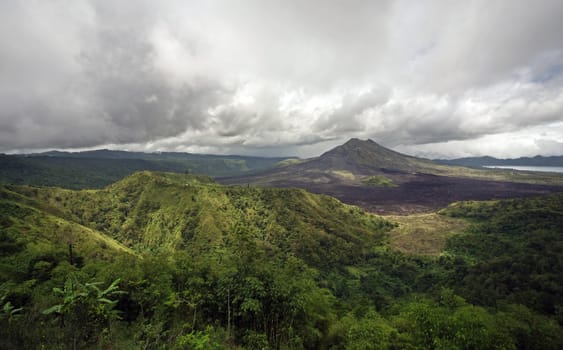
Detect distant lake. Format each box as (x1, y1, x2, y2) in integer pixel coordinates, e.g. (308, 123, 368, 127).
(484, 165, 563, 173)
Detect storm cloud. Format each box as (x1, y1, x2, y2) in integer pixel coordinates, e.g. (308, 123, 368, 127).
(1, 0, 563, 158)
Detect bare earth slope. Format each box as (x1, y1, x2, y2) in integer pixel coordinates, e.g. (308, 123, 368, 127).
(219, 139, 563, 214)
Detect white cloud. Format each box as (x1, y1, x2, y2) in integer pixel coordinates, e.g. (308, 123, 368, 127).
(1, 0, 563, 158)
(395, 121, 563, 159)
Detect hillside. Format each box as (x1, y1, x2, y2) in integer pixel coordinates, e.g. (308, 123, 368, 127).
(0, 151, 292, 189)
(221, 138, 563, 214)
(7, 171, 391, 267)
(1, 172, 562, 349)
(0, 171, 396, 348)
(0, 186, 135, 259)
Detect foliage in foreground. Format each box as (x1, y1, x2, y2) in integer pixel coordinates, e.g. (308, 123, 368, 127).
(0, 172, 561, 349)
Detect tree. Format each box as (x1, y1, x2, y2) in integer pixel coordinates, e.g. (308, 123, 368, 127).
(43, 275, 125, 349)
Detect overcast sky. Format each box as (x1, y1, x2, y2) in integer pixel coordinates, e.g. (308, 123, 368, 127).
(1, 0, 563, 158)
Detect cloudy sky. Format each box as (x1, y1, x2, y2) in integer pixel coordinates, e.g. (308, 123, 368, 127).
(1, 0, 563, 159)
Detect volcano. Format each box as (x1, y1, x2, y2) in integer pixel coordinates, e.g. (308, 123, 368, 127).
(219, 138, 563, 214)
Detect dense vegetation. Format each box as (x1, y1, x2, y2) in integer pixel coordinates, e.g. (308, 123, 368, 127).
(361, 175, 396, 187)
(0, 151, 290, 189)
(0, 172, 561, 349)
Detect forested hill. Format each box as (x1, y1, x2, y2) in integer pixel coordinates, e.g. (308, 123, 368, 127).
(1, 172, 562, 349)
(8, 171, 391, 265)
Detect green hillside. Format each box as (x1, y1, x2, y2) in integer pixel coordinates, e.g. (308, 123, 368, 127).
(0, 172, 394, 348)
(9, 171, 390, 264)
(1, 172, 562, 349)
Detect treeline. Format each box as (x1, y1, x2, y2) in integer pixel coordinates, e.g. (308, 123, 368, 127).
(0, 172, 562, 349)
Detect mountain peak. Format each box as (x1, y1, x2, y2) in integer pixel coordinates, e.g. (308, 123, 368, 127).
(323, 138, 389, 157)
(342, 138, 377, 146)
(316, 138, 428, 172)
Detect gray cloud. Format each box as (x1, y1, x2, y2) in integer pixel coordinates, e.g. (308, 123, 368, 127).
(1, 0, 563, 157)
(313, 87, 391, 133)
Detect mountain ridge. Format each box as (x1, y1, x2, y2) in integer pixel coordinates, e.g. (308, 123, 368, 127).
(4, 171, 392, 266)
(435, 155, 563, 167)
(0, 150, 296, 189)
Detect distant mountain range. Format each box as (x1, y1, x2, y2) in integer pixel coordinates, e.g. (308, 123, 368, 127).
(434, 155, 563, 167)
(0, 150, 293, 189)
(36, 149, 290, 163)
(2, 139, 562, 214)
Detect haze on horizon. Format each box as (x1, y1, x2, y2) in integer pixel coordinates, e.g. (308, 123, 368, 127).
(1, 0, 563, 159)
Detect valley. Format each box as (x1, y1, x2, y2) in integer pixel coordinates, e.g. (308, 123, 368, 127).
(4, 138, 562, 216)
(4, 2, 563, 348)
(1, 140, 562, 349)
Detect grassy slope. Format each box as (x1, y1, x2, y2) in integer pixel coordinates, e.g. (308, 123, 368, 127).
(1, 172, 562, 348)
(6, 171, 394, 267)
(0, 185, 136, 319)
(0, 186, 135, 260)
(362, 175, 397, 187)
(387, 213, 468, 255)
(0, 172, 395, 348)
